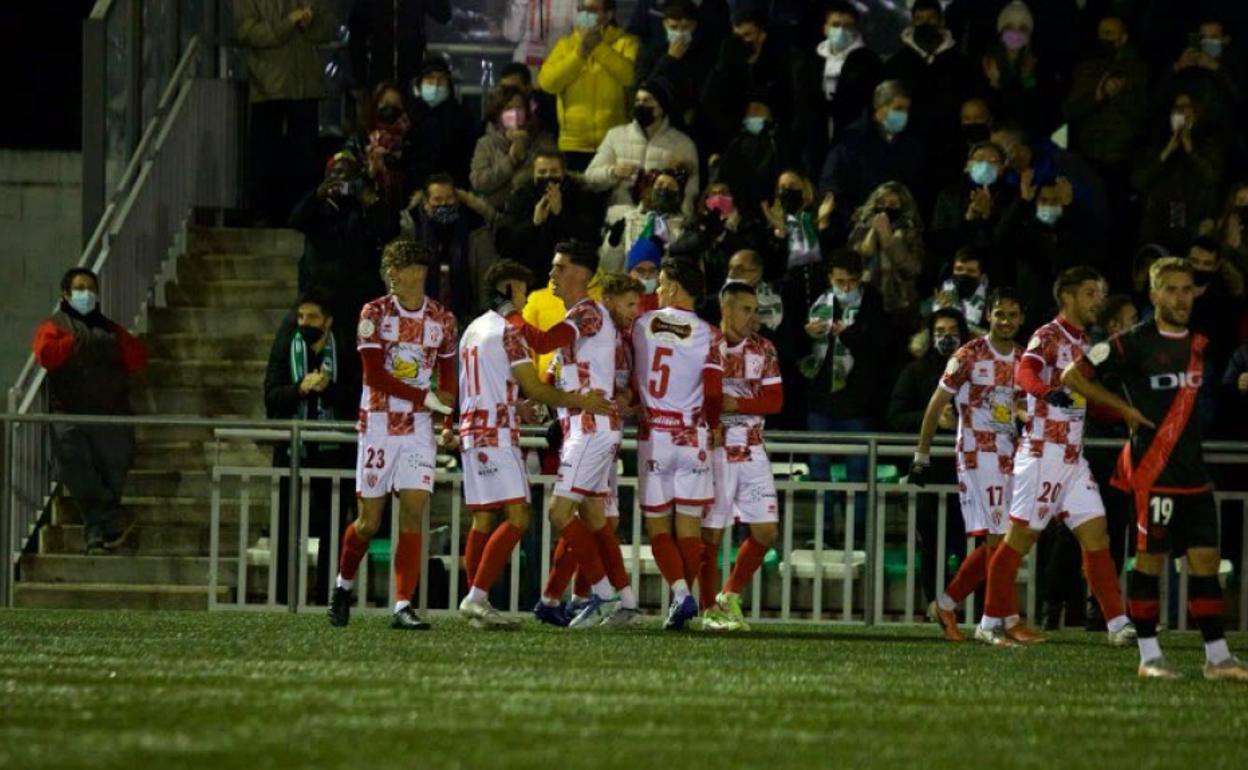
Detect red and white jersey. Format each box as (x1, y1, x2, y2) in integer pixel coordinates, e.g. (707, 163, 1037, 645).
(722, 334, 781, 454)
(457, 311, 535, 449)
(356, 295, 457, 436)
(553, 299, 621, 435)
(939, 336, 1022, 473)
(632, 307, 724, 441)
(614, 323, 634, 398)
(1019, 318, 1090, 463)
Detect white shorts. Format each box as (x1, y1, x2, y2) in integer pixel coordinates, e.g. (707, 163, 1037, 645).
(1009, 445, 1104, 532)
(356, 419, 436, 497)
(704, 446, 779, 530)
(956, 457, 1012, 537)
(461, 446, 530, 511)
(638, 429, 713, 517)
(554, 430, 621, 503)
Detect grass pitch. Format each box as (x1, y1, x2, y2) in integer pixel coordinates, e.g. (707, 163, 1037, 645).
(1, 610, 1247, 770)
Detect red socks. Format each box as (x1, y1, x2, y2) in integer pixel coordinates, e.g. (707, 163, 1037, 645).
(1083, 548, 1124, 620)
(650, 532, 685, 587)
(560, 518, 606, 586)
(463, 527, 488, 587)
(472, 522, 524, 592)
(724, 536, 769, 595)
(338, 523, 370, 581)
(984, 543, 1024, 618)
(542, 535, 578, 600)
(945, 543, 992, 604)
(678, 536, 704, 586)
(699, 540, 720, 608)
(594, 525, 630, 591)
(393, 531, 422, 602)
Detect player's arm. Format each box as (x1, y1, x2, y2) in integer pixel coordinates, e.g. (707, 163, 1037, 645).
(1060, 361, 1154, 432)
(726, 382, 783, 415)
(910, 386, 954, 488)
(360, 348, 427, 404)
(507, 311, 578, 354)
(512, 361, 613, 414)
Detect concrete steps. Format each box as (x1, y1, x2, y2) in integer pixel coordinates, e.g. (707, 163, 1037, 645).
(186, 225, 304, 256)
(132, 441, 271, 470)
(165, 279, 297, 310)
(22, 554, 240, 587)
(40, 524, 252, 556)
(143, 333, 274, 361)
(145, 358, 268, 389)
(147, 307, 290, 335)
(14, 582, 231, 610)
(178, 253, 297, 283)
(131, 385, 264, 417)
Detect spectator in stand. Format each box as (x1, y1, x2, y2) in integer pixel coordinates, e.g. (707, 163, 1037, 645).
(847, 181, 925, 352)
(703, 248, 784, 338)
(794, 0, 883, 173)
(400, 173, 486, 319)
(819, 80, 928, 222)
(495, 148, 606, 280)
(627, 0, 729, 54)
(538, 0, 640, 171)
(959, 96, 995, 150)
(584, 79, 700, 215)
(762, 171, 840, 324)
(1132, 91, 1225, 253)
(504, 0, 578, 72)
(1005, 178, 1100, 324)
(921, 246, 991, 339)
(236, 0, 336, 226)
(991, 121, 1108, 229)
(1168, 14, 1244, 144)
(884, 0, 975, 187)
(671, 181, 773, 302)
(802, 248, 885, 546)
(625, 235, 662, 314)
(494, 63, 558, 144)
(709, 95, 790, 218)
(1221, 339, 1248, 439)
(406, 57, 479, 190)
(701, 7, 794, 158)
(887, 306, 970, 605)
(1214, 182, 1248, 276)
(929, 141, 1015, 276)
(979, 1, 1058, 137)
(32, 267, 147, 555)
(1188, 237, 1246, 397)
(347, 0, 450, 92)
(263, 290, 362, 605)
(342, 82, 413, 211)
(633, 0, 719, 135)
(600, 168, 688, 274)
(291, 151, 399, 324)
(470, 84, 554, 211)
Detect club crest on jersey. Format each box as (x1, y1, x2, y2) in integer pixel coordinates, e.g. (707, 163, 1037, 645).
(649, 317, 693, 340)
(365, 473, 378, 488)
(423, 322, 443, 348)
(358, 318, 376, 339)
(475, 452, 497, 476)
(697, 450, 707, 462)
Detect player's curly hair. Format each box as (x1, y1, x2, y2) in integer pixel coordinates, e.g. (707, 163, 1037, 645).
(484, 259, 534, 293)
(600, 272, 644, 297)
(380, 238, 432, 282)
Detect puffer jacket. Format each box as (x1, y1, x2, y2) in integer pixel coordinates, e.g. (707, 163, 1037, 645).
(583, 118, 700, 213)
(538, 25, 639, 153)
(236, 0, 335, 103)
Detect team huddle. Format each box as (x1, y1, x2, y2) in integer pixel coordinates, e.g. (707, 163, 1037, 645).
(322, 237, 1247, 680)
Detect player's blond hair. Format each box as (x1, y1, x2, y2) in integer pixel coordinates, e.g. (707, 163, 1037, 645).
(600, 272, 644, 297)
(1149, 256, 1193, 292)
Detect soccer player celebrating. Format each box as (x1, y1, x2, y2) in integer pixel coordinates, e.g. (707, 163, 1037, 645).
(328, 239, 458, 631)
(910, 288, 1025, 641)
(633, 257, 725, 630)
(533, 271, 646, 627)
(1062, 257, 1248, 680)
(455, 259, 613, 628)
(699, 282, 783, 632)
(975, 266, 1136, 647)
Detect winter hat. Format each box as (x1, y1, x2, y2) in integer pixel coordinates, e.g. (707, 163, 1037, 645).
(996, 1, 1034, 32)
(626, 236, 664, 273)
(639, 78, 675, 117)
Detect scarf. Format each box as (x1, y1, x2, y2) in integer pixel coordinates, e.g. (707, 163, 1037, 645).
(756, 282, 784, 331)
(800, 288, 859, 392)
(290, 330, 337, 421)
(939, 277, 988, 330)
(785, 211, 821, 269)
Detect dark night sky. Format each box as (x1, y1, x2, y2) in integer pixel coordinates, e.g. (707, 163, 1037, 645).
(2, 3, 96, 150)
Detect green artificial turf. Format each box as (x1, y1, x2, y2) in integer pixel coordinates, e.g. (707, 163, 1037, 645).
(1, 610, 1247, 770)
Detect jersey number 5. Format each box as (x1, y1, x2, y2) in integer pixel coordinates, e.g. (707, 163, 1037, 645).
(648, 346, 674, 399)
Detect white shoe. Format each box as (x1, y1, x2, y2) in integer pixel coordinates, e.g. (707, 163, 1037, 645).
(1139, 657, 1183, 679)
(1203, 656, 1248, 682)
(568, 594, 618, 629)
(459, 595, 520, 630)
(1107, 621, 1138, 647)
(973, 624, 1018, 647)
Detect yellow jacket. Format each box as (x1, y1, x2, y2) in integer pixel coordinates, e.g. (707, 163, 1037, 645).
(521, 277, 605, 376)
(537, 25, 639, 154)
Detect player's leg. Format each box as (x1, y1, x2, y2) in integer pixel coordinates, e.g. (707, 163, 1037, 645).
(1182, 493, 1248, 680)
(718, 451, 779, 630)
(1130, 548, 1173, 677)
(933, 467, 998, 640)
(672, 434, 714, 604)
(464, 511, 492, 588)
(699, 525, 727, 629)
(1066, 472, 1133, 645)
(977, 456, 1042, 644)
(390, 489, 432, 629)
(580, 494, 636, 609)
(640, 437, 690, 600)
(459, 447, 529, 628)
(327, 493, 387, 626)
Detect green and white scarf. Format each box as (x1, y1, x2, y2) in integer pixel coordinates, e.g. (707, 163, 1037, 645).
(799, 288, 859, 392)
(290, 330, 338, 421)
(785, 211, 821, 269)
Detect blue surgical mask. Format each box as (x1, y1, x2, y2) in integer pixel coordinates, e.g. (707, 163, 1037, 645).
(1036, 204, 1063, 225)
(575, 10, 599, 30)
(968, 160, 998, 187)
(69, 289, 97, 315)
(666, 28, 692, 46)
(743, 116, 766, 135)
(883, 109, 908, 134)
(420, 83, 448, 107)
(639, 277, 657, 293)
(832, 287, 861, 306)
(826, 25, 853, 52)
(1201, 37, 1223, 59)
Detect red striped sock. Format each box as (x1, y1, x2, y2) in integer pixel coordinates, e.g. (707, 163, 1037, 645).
(471, 522, 523, 592)
(337, 523, 370, 582)
(560, 518, 606, 586)
(543, 535, 578, 601)
(984, 543, 1024, 619)
(594, 525, 630, 591)
(393, 531, 422, 602)
(698, 540, 720, 608)
(1083, 548, 1124, 620)
(463, 528, 488, 587)
(724, 536, 769, 595)
(650, 532, 685, 587)
(678, 536, 704, 587)
(945, 543, 991, 604)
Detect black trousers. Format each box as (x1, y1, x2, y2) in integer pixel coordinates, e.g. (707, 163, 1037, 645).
(249, 99, 320, 225)
(52, 424, 135, 541)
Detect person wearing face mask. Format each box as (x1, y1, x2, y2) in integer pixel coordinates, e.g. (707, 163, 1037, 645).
(599, 170, 689, 274)
(672, 182, 774, 316)
(625, 236, 663, 315)
(1215, 182, 1248, 277)
(627, 0, 729, 52)
(709, 96, 791, 218)
(497, 149, 606, 280)
(923, 248, 992, 339)
(848, 182, 925, 343)
(1187, 237, 1245, 394)
(32, 268, 148, 555)
(340, 82, 414, 211)
(929, 141, 1015, 276)
(263, 290, 362, 605)
(584, 78, 700, 215)
(1063, 15, 1147, 176)
(634, 0, 720, 137)
(819, 79, 929, 221)
(701, 8, 794, 158)
(793, 1, 882, 171)
(405, 58, 479, 192)
(470, 85, 555, 211)
(1170, 16, 1243, 136)
(538, 0, 640, 171)
(979, 1, 1058, 138)
(400, 173, 480, 319)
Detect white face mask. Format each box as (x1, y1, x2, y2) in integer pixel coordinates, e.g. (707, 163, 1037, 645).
(639, 277, 658, 293)
(69, 289, 98, 315)
(1171, 111, 1189, 132)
